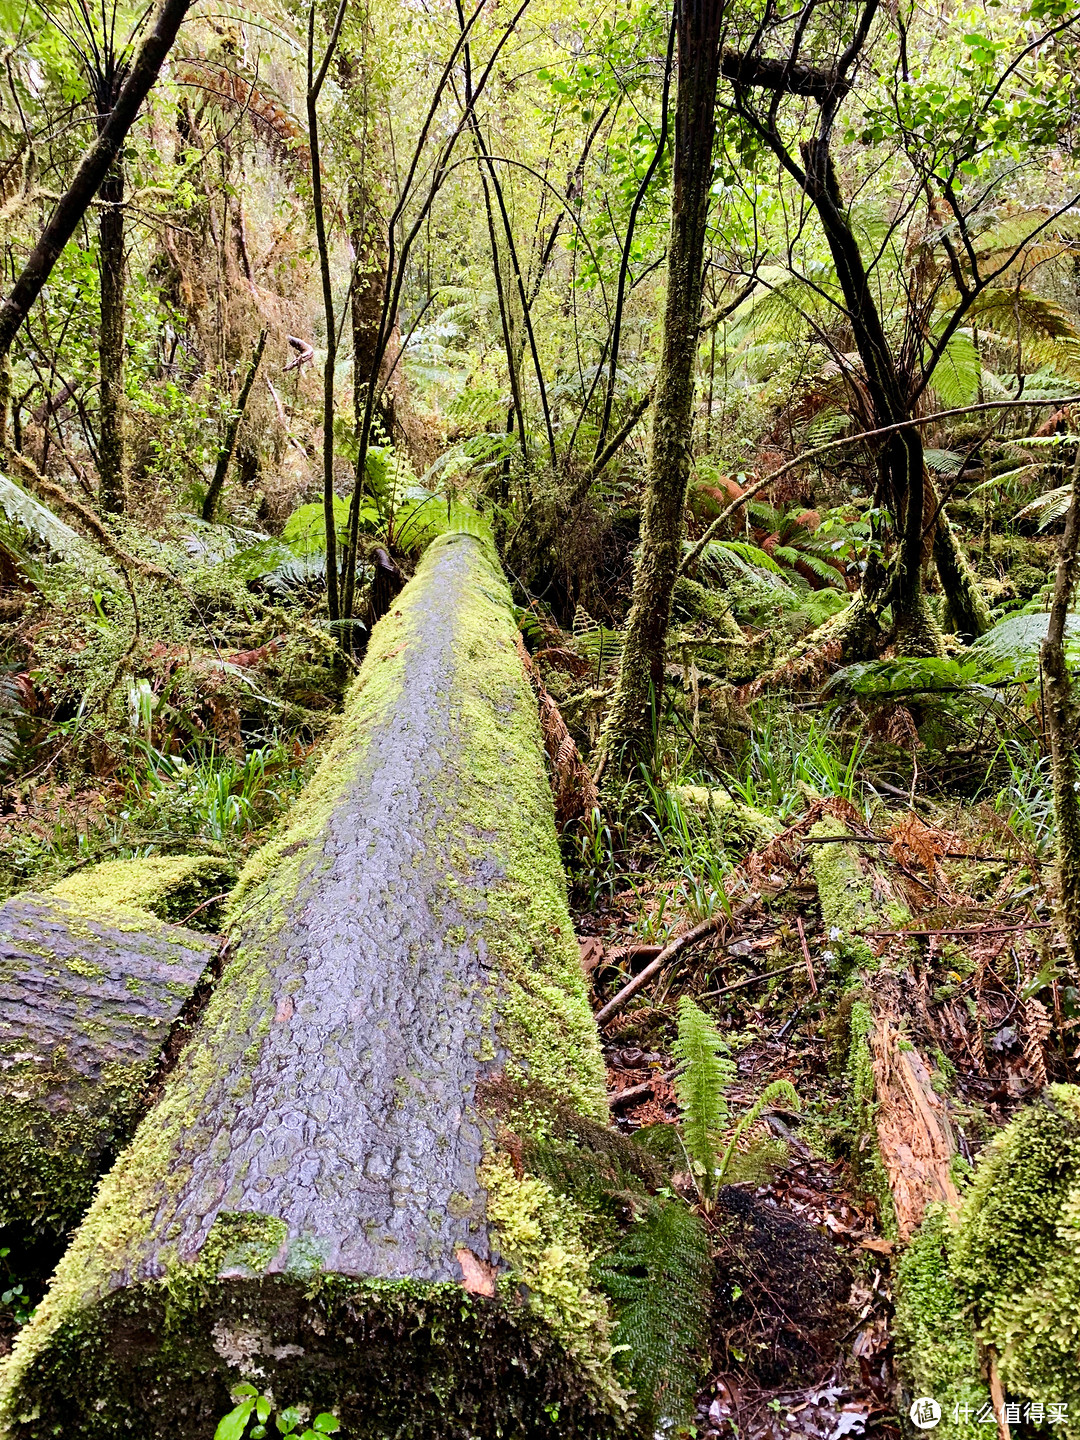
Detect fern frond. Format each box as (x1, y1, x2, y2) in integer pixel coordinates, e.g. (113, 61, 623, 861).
(717, 1079, 800, 1184)
(927, 329, 981, 408)
(599, 1199, 712, 1435)
(0, 473, 100, 566)
(0, 675, 22, 770)
(673, 997, 735, 1202)
(1014, 484, 1073, 529)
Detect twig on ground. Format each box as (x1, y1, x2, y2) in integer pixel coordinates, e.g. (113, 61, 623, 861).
(594, 912, 727, 1026)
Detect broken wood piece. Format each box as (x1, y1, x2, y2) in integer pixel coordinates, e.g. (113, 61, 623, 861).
(608, 1069, 676, 1109)
(594, 913, 727, 1026)
(0, 891, 217, 1236)
(0, 533, 620, 1438)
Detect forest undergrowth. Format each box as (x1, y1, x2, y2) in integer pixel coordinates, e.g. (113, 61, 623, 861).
(4, 0, 1080, 1434)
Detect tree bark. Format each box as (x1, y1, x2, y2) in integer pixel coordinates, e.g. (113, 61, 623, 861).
(97, 159, 126, 515)
(0, 0, 194, 423)
(0, 534, 619, 1438)
(603, 0, 724, 769)
(933, 502, 993, 640)
(1042, 449, 1080, 972)
(0, 892, 216, 1237)
(202, 328, 267, 523)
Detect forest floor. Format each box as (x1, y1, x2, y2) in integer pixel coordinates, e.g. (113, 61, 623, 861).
(0, 506, 1072, 1436)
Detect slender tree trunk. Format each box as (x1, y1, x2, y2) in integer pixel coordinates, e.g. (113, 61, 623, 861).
(603, 0, 723, 769)
(97, 159, 126, 515)
(1042, 445, 1080, 971)
(201, 328, 267, 522)
(0, 0, 194, 445)
(307, 0, 348, 623)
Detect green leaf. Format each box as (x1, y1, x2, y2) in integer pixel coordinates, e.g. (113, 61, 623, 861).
(313, 1418, 341, 1434)
(215, 1400, 255, 1440)
(256, 1398, 271, 1423)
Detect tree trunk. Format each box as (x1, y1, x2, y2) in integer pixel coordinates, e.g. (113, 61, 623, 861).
(202, 328, 267, 523)
(1042, 452, 1080, 972)
(799, 139, 943, 659)
(0, 0, 194, 441)
(0, 533, 619, 1438)
(603, 0, 724, 769)
(97, 160, 125, 515)
(0, 892, 216, 1238)
(934, 501, 993, 640)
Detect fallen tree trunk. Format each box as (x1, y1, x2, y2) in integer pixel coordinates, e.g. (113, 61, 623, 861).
(810, 819, 959, 1239)
(0, 532, 619, 1439)
(0, 892, 218, 1236)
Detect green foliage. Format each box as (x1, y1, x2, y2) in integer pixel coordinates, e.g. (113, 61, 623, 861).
(599, 1200, 712, 1438)
(672, 998, 736, 1203)
(215, 1385, 341, 1440)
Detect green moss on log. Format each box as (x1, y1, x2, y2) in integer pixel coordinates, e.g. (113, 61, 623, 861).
(50, 855, 235, 930)
(0, 892, 215, 1237)
(951, 1083, 1080, 1425)
(894, 1208, 986, 1440)
(0, 533, 618, 1437)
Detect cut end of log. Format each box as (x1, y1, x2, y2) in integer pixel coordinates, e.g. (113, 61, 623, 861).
(1, 1273, 620, 1439)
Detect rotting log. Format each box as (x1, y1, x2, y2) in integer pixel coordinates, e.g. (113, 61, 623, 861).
(0, 892, 218, 1236)
(0, 532, 619, 1440)
(811, 819, 959, 1240)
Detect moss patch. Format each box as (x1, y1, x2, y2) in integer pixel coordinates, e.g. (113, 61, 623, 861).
(50, 855, 235, 931)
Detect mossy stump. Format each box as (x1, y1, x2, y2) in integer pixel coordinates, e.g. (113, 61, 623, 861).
(0, 533, 620, 1439)
(0, 892, 216, 1237)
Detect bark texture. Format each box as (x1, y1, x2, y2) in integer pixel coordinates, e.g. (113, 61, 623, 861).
(604, 0, 724, 766)
(0, 533, 617, 1439)
(97, 159, 126, 515)
(811, 820, 959, 1240)
(0, 893, 215, 1235)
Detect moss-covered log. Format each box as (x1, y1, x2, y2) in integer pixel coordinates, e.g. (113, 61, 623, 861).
(49, 854, 235, 930)
(811, 821, 959, 1238)
(0, 532, 619, 1439)
(0, 892, 217, 1236)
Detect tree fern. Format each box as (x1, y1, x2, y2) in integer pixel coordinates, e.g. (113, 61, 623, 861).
(673, 997, 735, 1203)
(0, 676, 23, 771)
(599, 1199, 712, 1437)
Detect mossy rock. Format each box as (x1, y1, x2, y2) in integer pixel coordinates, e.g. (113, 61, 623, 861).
(49, 854, 236, 931)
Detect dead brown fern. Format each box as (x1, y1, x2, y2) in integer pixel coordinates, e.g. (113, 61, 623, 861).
(516, 634, 599, 826)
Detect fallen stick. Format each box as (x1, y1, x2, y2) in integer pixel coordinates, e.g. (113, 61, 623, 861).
(594, 913, 727, 1027)
(608, 1069, 676, 1109)
(863, 922, 1053, 938)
